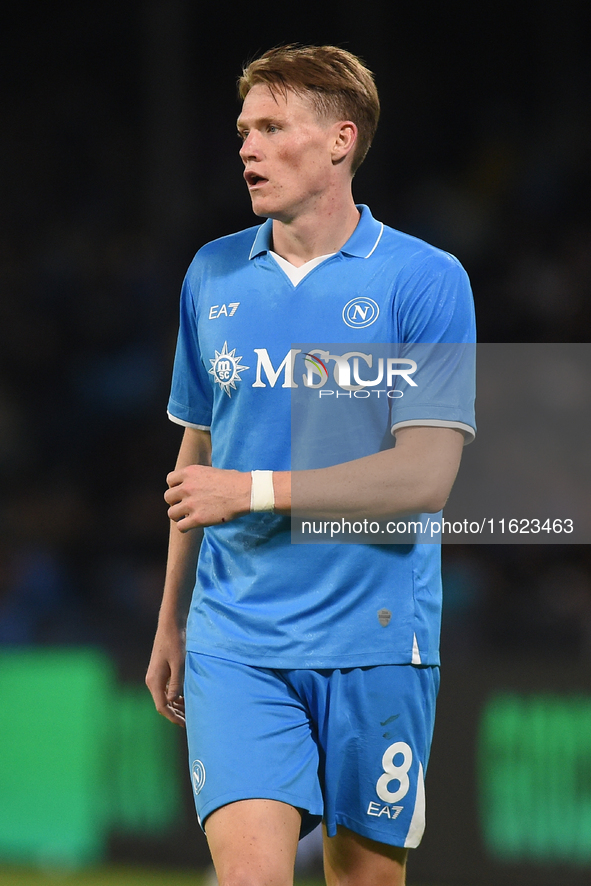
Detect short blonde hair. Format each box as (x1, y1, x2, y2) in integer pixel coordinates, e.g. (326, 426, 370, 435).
(238, 44, 380, 174)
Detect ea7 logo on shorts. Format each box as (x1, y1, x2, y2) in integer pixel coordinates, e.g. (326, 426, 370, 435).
(342, 297, 380, 328)
(191, 760, 206, 795)
(367, 801, 403, 819)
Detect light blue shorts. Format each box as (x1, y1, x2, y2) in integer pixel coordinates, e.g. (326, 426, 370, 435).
(184, 652, 439, 848)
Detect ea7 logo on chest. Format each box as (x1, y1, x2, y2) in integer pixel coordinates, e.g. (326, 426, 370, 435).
(209, 302, 240, 319)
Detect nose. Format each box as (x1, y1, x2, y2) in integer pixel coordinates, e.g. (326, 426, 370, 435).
(239, 131, 261, 163)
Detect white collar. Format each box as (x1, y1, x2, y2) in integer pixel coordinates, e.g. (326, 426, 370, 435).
(270, 250, 336, 286)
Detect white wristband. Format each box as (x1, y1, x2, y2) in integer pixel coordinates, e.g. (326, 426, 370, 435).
(250, 470, 275, 512)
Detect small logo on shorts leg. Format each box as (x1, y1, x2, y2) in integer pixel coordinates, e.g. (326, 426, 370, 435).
(377, 608, 392, 626)
(191, 759, 206, 795)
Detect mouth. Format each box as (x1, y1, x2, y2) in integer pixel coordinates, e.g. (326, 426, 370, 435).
(244, 170, 268, 189)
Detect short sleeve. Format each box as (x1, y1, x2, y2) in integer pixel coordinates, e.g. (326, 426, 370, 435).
(167, 274, 213, 429)
(396, 251, 476, 346)
(391, 251, 476, 441)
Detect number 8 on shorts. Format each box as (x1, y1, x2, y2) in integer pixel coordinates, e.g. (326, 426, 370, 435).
(376, 741, 413, 804)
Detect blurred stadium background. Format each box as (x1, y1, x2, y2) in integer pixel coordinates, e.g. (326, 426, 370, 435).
(1, 2, 590, 885)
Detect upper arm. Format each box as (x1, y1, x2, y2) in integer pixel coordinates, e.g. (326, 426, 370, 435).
(392, 425, 465, 512)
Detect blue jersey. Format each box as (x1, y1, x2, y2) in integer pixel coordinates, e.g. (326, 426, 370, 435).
(168, 206, 476, 668)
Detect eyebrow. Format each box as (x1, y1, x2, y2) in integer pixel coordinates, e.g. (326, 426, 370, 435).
(236, 114, 284, 131)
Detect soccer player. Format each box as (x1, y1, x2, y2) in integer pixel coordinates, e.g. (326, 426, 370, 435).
(146, 44, 476, 886)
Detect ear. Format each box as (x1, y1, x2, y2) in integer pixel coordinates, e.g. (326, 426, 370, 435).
(330, 121, 358, 166)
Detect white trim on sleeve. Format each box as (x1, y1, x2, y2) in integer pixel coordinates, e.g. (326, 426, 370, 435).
(390, 419, 475, 444)
(167, 411, 211, 432)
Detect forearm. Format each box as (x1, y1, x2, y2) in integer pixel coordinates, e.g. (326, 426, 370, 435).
(274, 426, 464, 518)
(147, 529, 197, 724)
(275, 454, 444, 519)
(165, 427, 465, 529)
(158, 427, 210, 628)
(158, 521, 202, 629)
(147, 427, 211, 725)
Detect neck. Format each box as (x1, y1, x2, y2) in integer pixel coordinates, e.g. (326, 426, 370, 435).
(271, 193, 360, 267)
